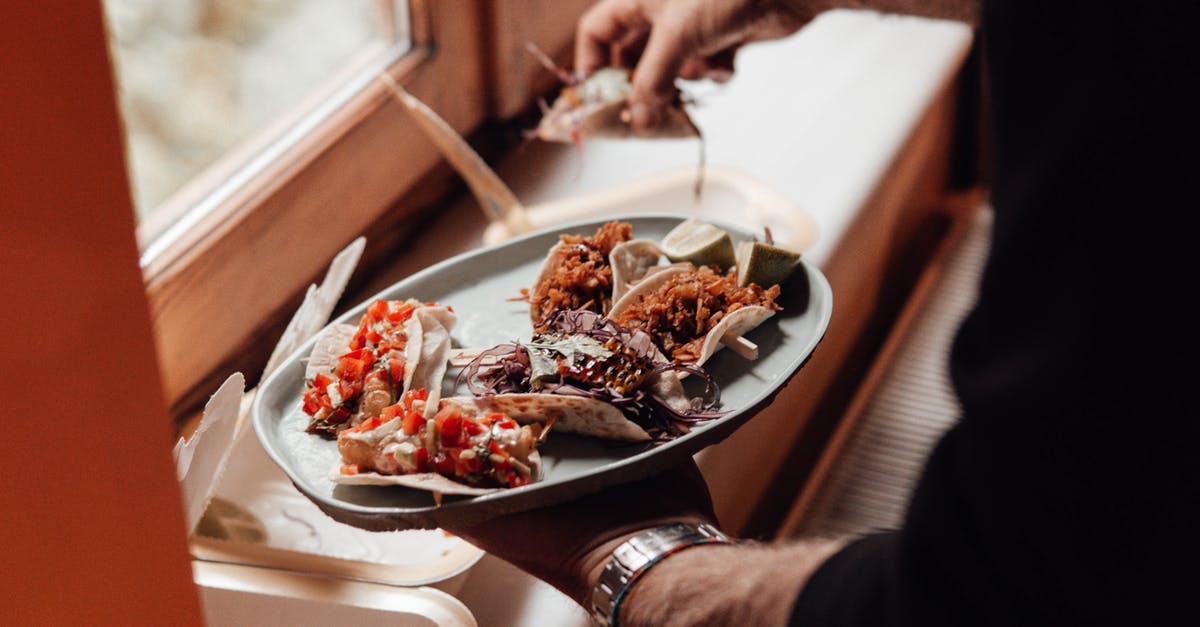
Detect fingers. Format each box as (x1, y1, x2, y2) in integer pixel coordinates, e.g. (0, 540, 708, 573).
(575, 0, 653, 77)
(443, 460, 717, 603)
(626, 12, 691, 129)
(575, 0, 812, 131)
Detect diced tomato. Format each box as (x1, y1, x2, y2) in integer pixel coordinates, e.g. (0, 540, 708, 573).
(414, 447, 429, 472)
(434, 403, 465, 442)
(366, 330, 382, 344)
(340, 348, 372, 362)
(388, 357, 406, 384)
(327, 407, 351, 425)
(439, 417, 462, 447)
(402, 410, 426, 436)
(378, 339, 406, 354)
(346, 416, 382, 433)
(402, 389, 428, 407)
(497, 418, 517, 430)
(433, 452, 455, 476)
(367, 299, 390, 322)
(301, 389, 324, 415)
(388, 302, 415, 323)
(488, 441, 506, 456)
(337, 380, 357, 401)
(464, 419, 485, 437)
(312, 373, 333, 389)
(339, 357, 368, 383)
(380, 404, 404, 421)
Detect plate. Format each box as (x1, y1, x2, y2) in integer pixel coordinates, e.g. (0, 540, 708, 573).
(252, 214, 832, 530)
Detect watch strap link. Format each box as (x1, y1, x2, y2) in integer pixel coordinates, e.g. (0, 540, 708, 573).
(590, 522, 731, 626)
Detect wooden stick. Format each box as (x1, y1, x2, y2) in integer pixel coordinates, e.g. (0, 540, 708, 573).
(377, 73, 533, 236)
(447, 347, 494, 368)
(721, 332, 759, 360)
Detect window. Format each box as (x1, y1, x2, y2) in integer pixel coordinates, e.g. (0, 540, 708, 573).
(105, 0, 410, 235)
(104, 0, 591, 421)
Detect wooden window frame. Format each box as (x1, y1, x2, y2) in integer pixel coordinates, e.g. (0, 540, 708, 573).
(139, 0, 588, 420)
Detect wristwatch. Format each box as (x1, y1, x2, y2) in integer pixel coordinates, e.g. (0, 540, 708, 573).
(589, 522, 732, 626)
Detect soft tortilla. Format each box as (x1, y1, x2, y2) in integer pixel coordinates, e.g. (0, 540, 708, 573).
(529, 240, 564, 324)
(609, 265, 775, 368)
(610, 239, 663, 303)
(529, 238, 662, 325)
(536, 68, 700, 143)
(331, 450, 542, 496)
(304, 323, 357, 381)
(456, 394, 651, 443)
(609, 264, 690, 316)
(403, 304, 457, 418)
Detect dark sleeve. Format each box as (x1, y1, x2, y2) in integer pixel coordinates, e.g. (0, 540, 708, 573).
(790, 3, 1200, 625)
(788, 532, 894, 626)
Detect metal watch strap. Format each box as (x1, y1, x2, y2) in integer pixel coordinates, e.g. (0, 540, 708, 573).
(589, 522, 731, 626)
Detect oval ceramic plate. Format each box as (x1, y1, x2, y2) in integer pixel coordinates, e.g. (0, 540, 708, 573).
(252, 214, 832, 530)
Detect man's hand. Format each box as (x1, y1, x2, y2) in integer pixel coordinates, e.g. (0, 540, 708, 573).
(574, 0, 826, 130)
(441, 460, 718, 605)
(441, 458, 848, 626)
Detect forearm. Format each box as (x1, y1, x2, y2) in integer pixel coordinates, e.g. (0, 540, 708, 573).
(795, 0, 980, 25)
(609, 536, 848, 627)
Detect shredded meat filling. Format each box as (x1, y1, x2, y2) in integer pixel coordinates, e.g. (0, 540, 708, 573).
(612, 265, 781, 362)
(530, 221, 632, 328)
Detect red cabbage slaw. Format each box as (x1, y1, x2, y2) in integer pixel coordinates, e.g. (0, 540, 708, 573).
(457, 309, 725, 440)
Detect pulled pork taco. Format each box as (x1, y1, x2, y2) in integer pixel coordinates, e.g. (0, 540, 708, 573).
(333, 390, 540, 495)
(301, 298, 455, 438)
(461, 309, 723, 441)
(610, 264, 781, 366)
(528, 221, 660, 328)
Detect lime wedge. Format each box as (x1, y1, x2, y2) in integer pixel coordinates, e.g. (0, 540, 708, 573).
(736, 240, 801, 287)
(660, 219, 737, 270)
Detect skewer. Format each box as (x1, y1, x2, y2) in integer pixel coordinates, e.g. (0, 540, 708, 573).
(448, 347, 496, 368)
(721, 332, 759, 360)
(377, 72, 534, 237)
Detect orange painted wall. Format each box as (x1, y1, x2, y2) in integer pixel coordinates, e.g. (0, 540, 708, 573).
(0, 4, 203, 625)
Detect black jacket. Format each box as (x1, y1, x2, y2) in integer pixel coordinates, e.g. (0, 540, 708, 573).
(791, 3, 1200, 625)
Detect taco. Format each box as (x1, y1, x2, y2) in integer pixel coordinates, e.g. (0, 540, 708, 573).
(301, 298, 455, 438)
(609, 264, 781, 366)
(534, 67, 700, 144)
(332, 391, 540, 494)
(528, 221, 662, 329)
(461, 309, 723, 440)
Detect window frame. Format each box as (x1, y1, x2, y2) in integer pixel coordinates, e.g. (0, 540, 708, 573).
(137, 0, 588, 419)
(142, 0, 485, 415)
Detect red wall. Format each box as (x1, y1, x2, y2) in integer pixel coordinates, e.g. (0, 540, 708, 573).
(0, 4, 203, 624)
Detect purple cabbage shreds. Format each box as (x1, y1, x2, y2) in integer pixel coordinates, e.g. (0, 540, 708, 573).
(457, 343, 532, 396)
(462, 309, 728, 440)
(537, 308, 658, 361)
